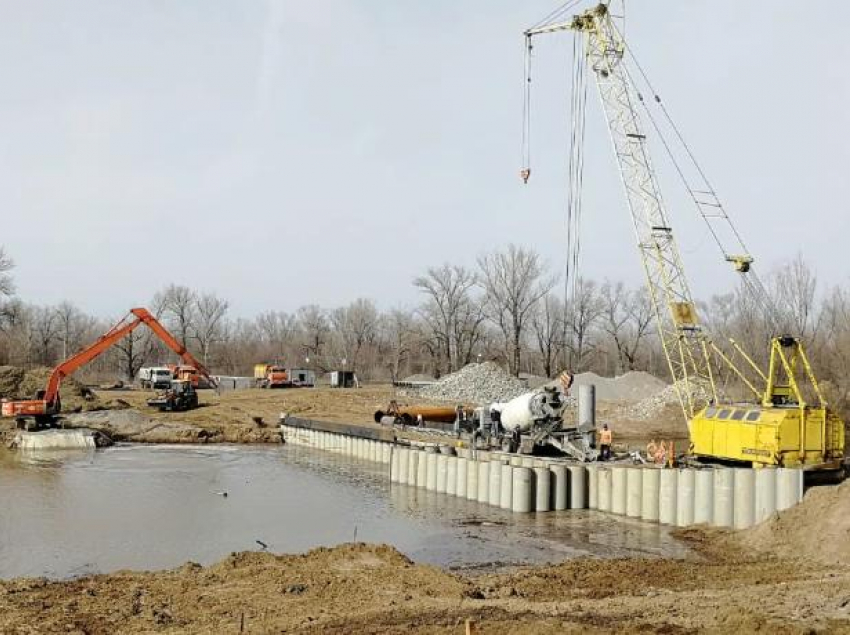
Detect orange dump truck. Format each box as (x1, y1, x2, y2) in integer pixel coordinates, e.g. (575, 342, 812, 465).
(254, 364, 290, 389)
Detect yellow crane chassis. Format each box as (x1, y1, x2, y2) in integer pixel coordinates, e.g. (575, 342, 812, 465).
(690, 404, 845, 469)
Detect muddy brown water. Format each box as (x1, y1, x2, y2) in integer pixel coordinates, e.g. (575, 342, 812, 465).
(0, 444, 690, 579)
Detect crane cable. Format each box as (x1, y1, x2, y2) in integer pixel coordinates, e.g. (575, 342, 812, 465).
(521, 35, 533, 182)
(610, 22, 788, 334)
(565, 30, 588, 316)
(522, 0, 586, 183)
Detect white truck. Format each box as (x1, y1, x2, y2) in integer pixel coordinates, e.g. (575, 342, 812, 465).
(138, 366, 174, 390)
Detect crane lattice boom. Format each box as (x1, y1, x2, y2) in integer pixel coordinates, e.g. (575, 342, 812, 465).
(526, 4, 715, 419)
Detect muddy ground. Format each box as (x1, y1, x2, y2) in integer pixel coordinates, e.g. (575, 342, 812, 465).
(2, 533, 848, 634)
(4, 384, 686, 448)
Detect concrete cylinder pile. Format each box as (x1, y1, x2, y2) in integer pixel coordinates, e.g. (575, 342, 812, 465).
(279, 424, 805, 526)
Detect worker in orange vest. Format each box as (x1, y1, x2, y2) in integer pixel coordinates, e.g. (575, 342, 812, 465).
(599, 423, 613, 461)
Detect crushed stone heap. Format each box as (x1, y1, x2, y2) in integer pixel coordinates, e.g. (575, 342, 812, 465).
(407, 362, 529, 405)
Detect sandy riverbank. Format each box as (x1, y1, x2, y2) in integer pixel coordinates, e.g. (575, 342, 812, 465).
(1, 532, 848, 634)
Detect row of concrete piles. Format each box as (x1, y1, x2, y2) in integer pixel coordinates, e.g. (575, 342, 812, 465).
(281, 425, 805, 529)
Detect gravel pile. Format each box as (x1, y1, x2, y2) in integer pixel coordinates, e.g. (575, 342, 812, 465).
(405, 362, 528, 405)
(621, 379, 713, 421)
(564, 371, 667, 402)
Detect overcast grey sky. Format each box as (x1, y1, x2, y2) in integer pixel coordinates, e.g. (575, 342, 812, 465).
(2, 1, 848, 318)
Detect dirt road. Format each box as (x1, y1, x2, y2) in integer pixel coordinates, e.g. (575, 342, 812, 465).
(2, 534, 848, 634)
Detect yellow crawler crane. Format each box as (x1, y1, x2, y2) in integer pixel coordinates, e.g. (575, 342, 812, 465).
(691, 336, 844, 468)
(524, 2, 844, 470)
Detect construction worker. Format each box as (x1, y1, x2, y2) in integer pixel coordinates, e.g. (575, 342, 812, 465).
(599, 423, 613, 461)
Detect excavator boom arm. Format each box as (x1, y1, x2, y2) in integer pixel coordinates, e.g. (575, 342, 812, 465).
(44, 314, 145, 407)
(41, 307, 217, 409)
(129, 308, 216, 388)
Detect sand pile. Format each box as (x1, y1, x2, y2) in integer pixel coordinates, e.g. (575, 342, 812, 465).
(0, 365, 100, 412)
(737, 481, 850, 565)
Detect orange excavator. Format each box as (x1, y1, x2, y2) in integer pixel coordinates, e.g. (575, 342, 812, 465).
(1, 307, 216, 426)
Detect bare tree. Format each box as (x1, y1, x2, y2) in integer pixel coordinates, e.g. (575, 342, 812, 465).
(600, 282, 654, 372)
(331, 298, 379, 374)
(818, 285, 850, 415)
(297, 305, 330, 370)
(382, 308, 417, 382)
(193, 293, 229, 365)
(154, 284, 196, 347)
(771, 255, 818, 339)
(563, 278, 603, 372)
(29, 305, 60, 365)
(255, 310, 296, 362)
(413, 264, 480, 373)
(113, 327, 154, 382)
(0, 247, 14, 298)
(55, 301, 94, 359)
(477, 245, 556, 376)
(453, 299, 488, 368)
(532, 293, 564, 377)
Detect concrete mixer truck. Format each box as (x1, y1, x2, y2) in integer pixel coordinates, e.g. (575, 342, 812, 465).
(480, 372, 598, 461)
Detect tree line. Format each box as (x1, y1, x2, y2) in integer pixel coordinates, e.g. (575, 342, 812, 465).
(0, 245, 848, 416)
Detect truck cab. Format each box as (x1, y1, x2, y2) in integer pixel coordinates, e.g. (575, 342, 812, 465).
(138, 367, 174, 390)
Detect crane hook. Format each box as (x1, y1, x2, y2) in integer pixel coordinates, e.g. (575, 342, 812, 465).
(520, 167, 531, 184)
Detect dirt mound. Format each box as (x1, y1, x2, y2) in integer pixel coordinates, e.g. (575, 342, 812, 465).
(1, 541, 846, 633)
(736, 481, 850, 565)
(0, 365, 100, 412)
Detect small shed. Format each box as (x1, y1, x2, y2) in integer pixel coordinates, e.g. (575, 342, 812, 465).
(288, 368, 316, 387)
(329, 370, 357, 388)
